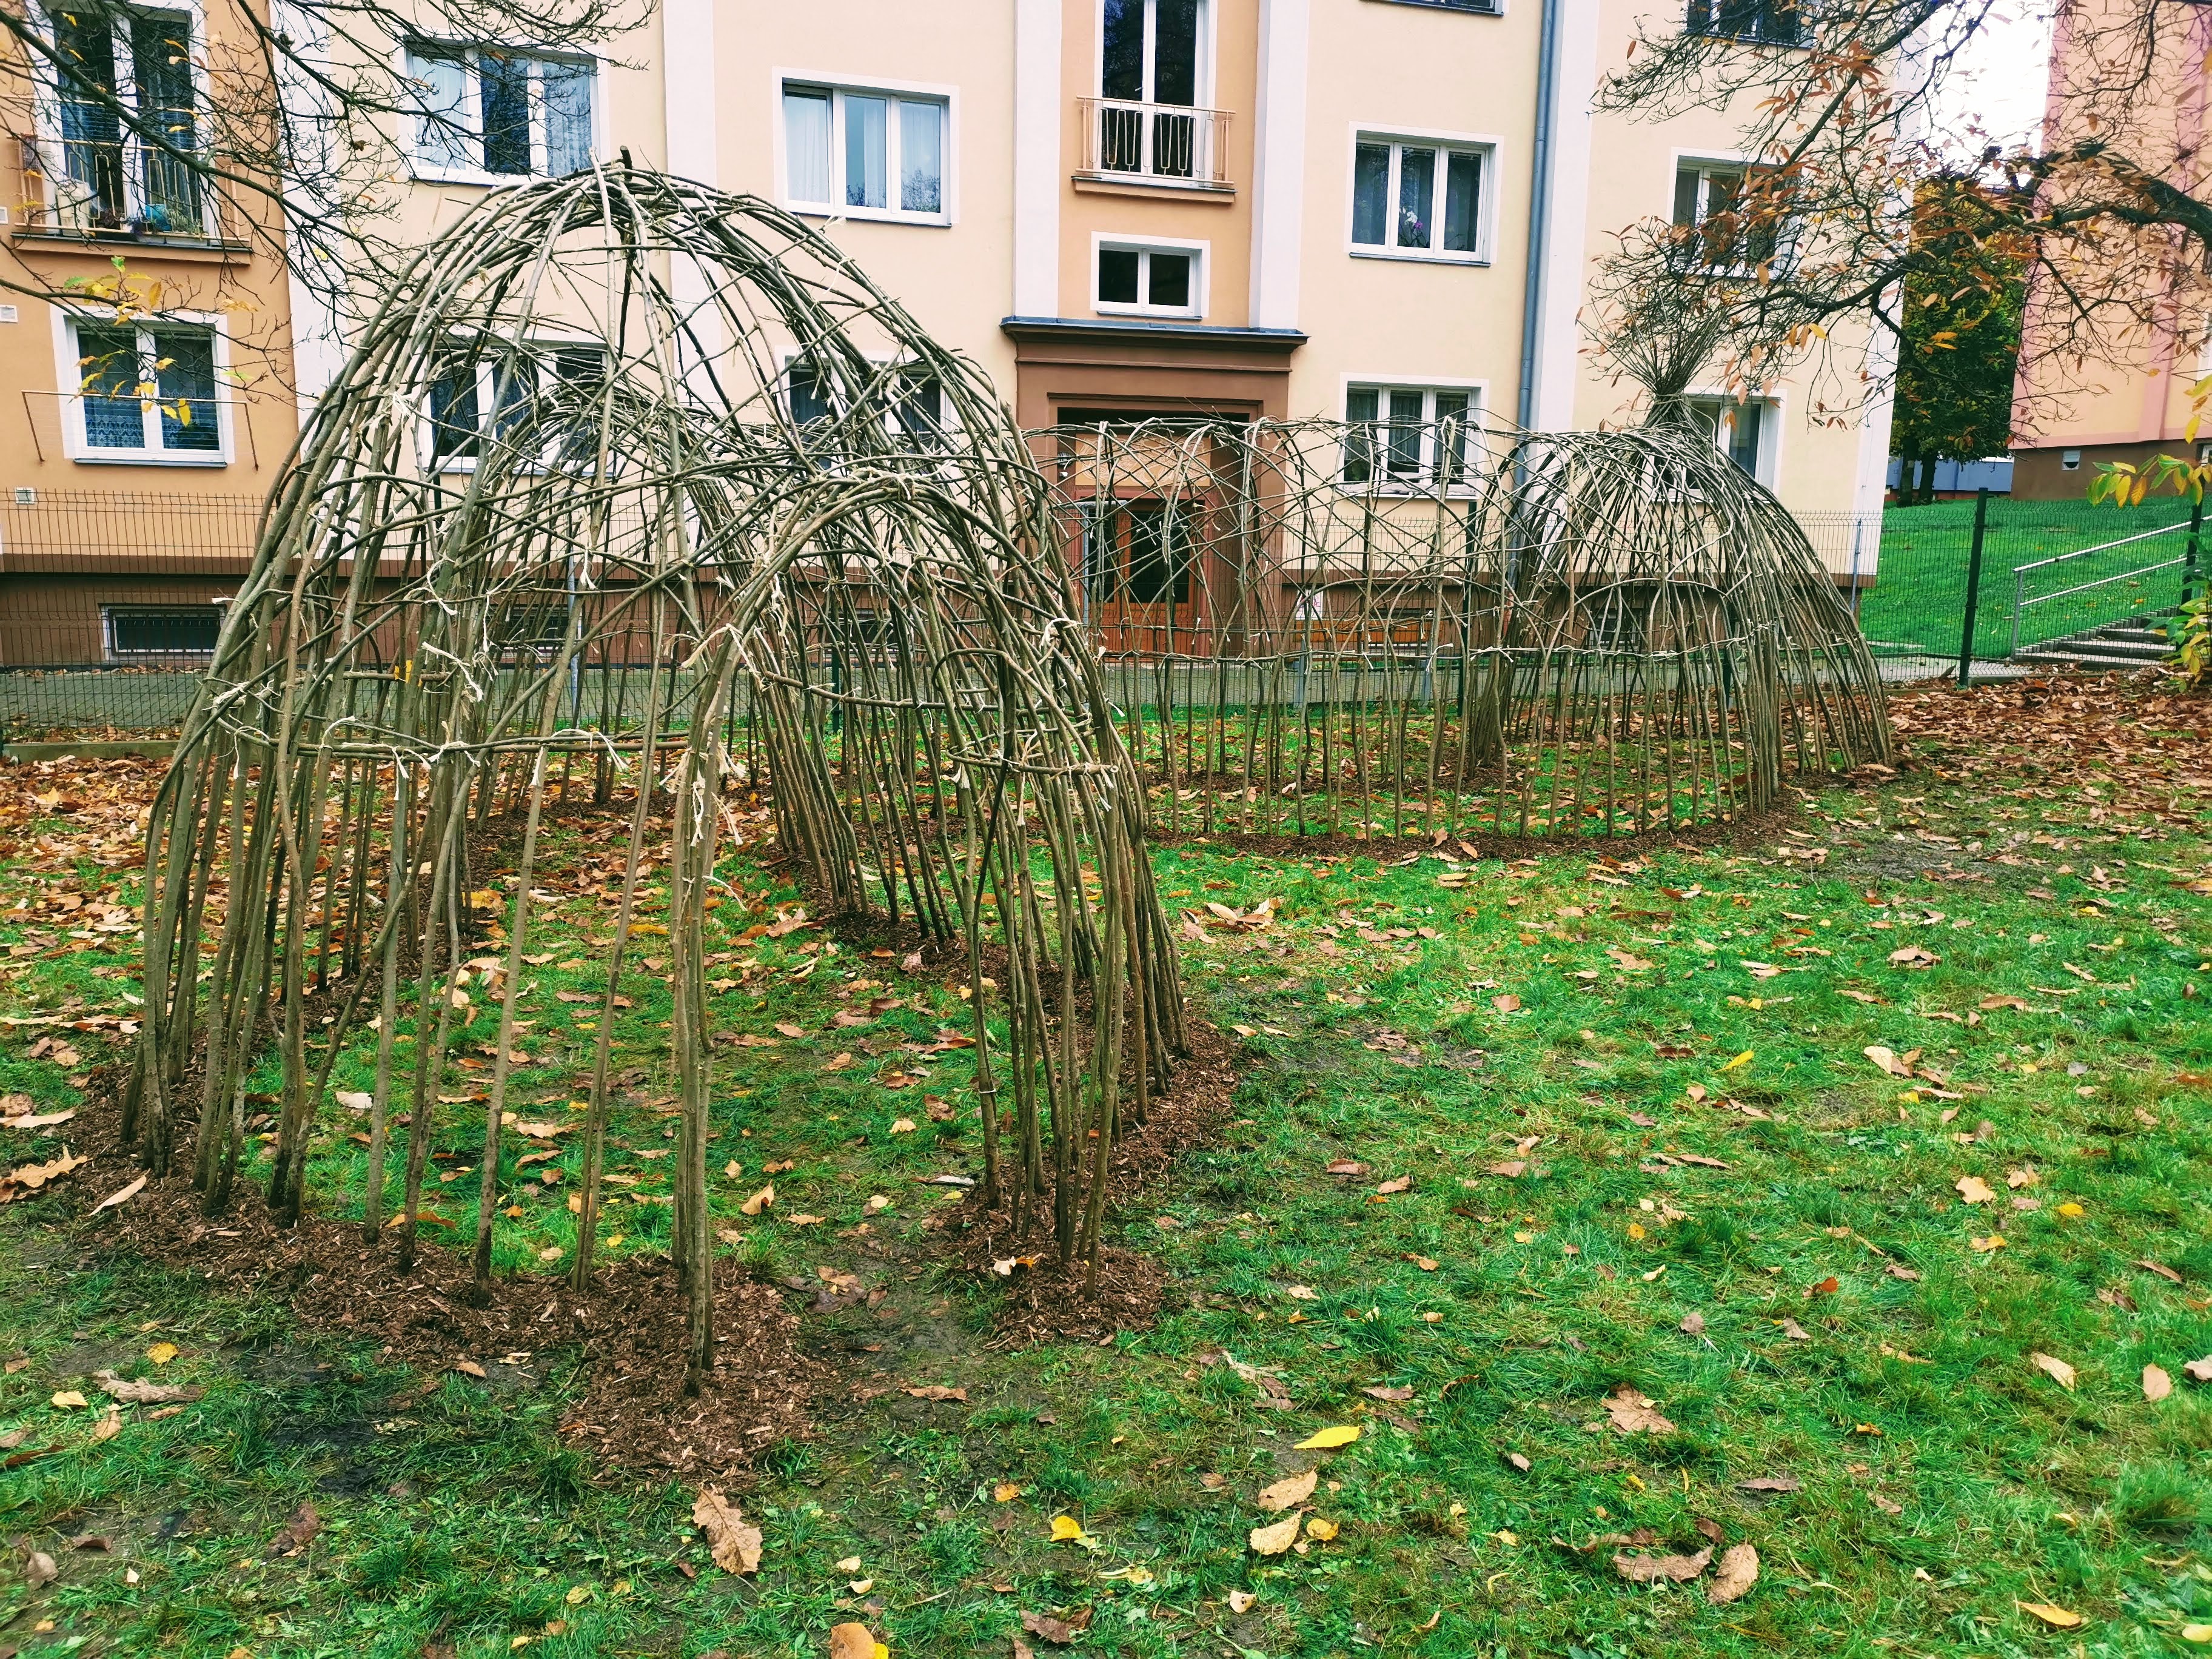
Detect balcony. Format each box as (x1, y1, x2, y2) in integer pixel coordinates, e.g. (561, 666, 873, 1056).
(13, 135, 243, 250)
(1075, 98, 1233, 196)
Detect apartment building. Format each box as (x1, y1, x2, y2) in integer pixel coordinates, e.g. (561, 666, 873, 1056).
(0, 0, 1893, 703)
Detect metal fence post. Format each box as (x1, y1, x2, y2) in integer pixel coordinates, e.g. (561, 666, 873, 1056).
(2185, 491, 2203, 608)
(1957, 486, 1989, 687)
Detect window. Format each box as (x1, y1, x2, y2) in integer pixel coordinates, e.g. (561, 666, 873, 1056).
(1102, 0, 1201, 107)
(2060, 448, 2082, 472)
(1341, 386, 1478, 488)
(404, 45, 594, 179)
(782, 357, 952, 447)
(1094, 240, 1203, 317)
(46, 5, 204, 235)
(104, 605, 220, 657)
(427, 341, 605, 468)
(72, 318, 221, 458)
(1673, 160, 1784, 269)
(783, 82, 948, 222)
(1352, 135, 1487, 260)
(1686, 397, 1769, 482)
(1686, 0, 1801, 44)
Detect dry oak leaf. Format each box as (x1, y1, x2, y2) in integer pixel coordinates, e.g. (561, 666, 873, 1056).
(1736, 1475, 1801, 1495)
(1375, 1175, 1412, 1195)
(1362, 1384, 1415, 1402)
(49, 1390, 88, 1409)
(1708, 1543, 1759, 1604)
(1019, 1609, 1084, 1645)
(1227, 1589, 1258, 1614)
(1680, 1312, 1706, 1336)
(692, 1486, 763, 1575)
(1614, 1545, 1712, 1583)
(1492, 993, 1522, 1013)
(1248, 1512, 1302, 1555)
(740, 1184, 776, 1216)
(1888, 945, 1940, 968)
(2019, 1602, 2085, 1631)
(2030, 1352, 2077, 1391)
(827, 1624, 886, 1659)
(21, 1546, 58, 1589)
(1955, 1175, 1996, 1205)
(90, 1407, 121, 1443)
(903, 1384, 968, 1403)
(2144, 1364, 2174, 1402)
(265, 1501, 321, 1558)
(93, 1371, 198, 1404)
(2184, 1356, 2212, 1383)
(1863, 1046, 1913, 1079)
(1603, 1385, 1675, 1435)
(1255, 1468, 1318, 1513)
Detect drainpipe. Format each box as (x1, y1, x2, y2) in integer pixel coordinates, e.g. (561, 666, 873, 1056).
(1517, 0, 1565, 435)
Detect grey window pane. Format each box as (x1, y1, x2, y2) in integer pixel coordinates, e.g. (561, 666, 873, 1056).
(1672, 166, 1701, 227)
(1101, 0, 1145, 99)
(1154, 0, 1199, 105)
(1442, 150, 1480, 252)
(1396, 147, 1435, 248)
(1386, 389, 1424, 475)
(1434, 391, 1470, 482)
(430, 363, 480, 459)
(899, 99, 943, 213)
(785, 90, 831, 201)
(788, 359, 834, 426)
(155, 329, 219, 451)
(1342, 387, 1378, 484)
(78, 324, 143, 448)
(1098, 248, 1141, 304)
(844, 95, 887, 209)
(1728, 402, 1762, 476)
(1352, 143, 1390, 245)
(405, 48, 473, 172)
(479, 51, 531, 174)
(1147, 251, 1191, 309)
(542, 59, 594, 175)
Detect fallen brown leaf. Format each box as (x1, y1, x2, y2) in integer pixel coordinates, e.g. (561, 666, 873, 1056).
(1248, 1512, 1301, 1555)
(692, 1487, 762, 1574)
(2143, 1364, 2173, 1401)
(1708, 1543, 1758, 1604)
(904, 1384, 968, 1403)
(1255, 1468, 1317, 1512)
(2030, 1352, 2077, 1391)
(1614, 1546, 1712, 1583)
(265, 1501, 321, 1558)
(1603, 1385, 1675, 1435)
(827, 1624, 882, 1659)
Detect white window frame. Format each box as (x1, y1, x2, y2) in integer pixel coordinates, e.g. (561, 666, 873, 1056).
(53, 306, 232, 466)
(1346, 126, 1500, 266)
(420, 334, 606, 475)
(777, 350, 964, 445)
(1684, 388, 1783, 487)
(1670, 147, 1792, 275)
(400, 41, 600, 185)
(1338, 377, 1487, 494)
(1094, 0, 1217, 104)
(27, 0, 219, 239)
(1091, 233, 1207, 319)
(773, 71, 957, 227)
(101, 603, 222, 661)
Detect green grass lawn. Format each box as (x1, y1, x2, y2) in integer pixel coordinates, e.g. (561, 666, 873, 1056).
(2, 683, 2210, 1659)
(1862, 498, 2200, 658)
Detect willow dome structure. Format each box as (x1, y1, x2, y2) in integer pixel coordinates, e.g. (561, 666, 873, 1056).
(1036, 416, 1891, 841)
(125, 165, 1185, 1389)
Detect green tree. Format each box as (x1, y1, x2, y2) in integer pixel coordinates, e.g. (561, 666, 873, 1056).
(1889, 178, 2026, 505)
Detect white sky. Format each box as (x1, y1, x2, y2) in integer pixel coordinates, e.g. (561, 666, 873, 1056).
(1929, 2, 2056, 155)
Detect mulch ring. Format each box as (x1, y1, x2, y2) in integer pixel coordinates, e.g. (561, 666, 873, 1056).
(60, 1074, 819, 1486)
(938, 1010, 1243, 1347)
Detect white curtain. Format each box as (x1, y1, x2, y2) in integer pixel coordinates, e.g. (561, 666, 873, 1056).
(404, 48, 474, 170)
(899, 99, 942, 213)
(843, 94, 886, 209)
(784, 89, 831, 204)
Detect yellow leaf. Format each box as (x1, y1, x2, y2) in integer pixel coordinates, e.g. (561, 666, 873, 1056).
(1721, 1050, 1754, 1071)
(1048, 1513, 1088, 1543)
(1248, 1512, 1302, 1555)
(2055, 1201, 2084, 1218)
(2019, 1601, 2084, 1630)
(1304, 1516, 1340, 1541)
(51, 1390, 89, 1409)
(2030, 1351, 2077, 1391)
(993, 1483, 1021, 1503)
(1955, 1175, 1995, 1204)
(1295, 1426, 1361, 1450)
(147, 1342, 179, 1364)
(2180, 1622, 2212, 1642)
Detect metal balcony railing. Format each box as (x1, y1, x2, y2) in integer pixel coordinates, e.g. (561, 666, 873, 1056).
(17, 134, 222, 241)
(1077, 98, 1231, 188)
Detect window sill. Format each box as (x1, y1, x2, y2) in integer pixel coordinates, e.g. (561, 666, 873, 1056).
(407, 165, 577, 189)
(13, 227, 252, 264)
(1350, 246, 1489, 268)
(1094, 304, 1205, 322)
(1362, 0, 1505, 13)
(72, 451, 230, 468)
(788, 203, 953, 229)
(1335, 482, 1480, 499)
(1071, 173, 1236, 204)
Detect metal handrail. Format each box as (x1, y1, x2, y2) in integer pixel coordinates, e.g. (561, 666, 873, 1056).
(2011, 517, 2187, 577)
(2011, 552, 2185, 655)
(1076, 97, 1232, 186)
